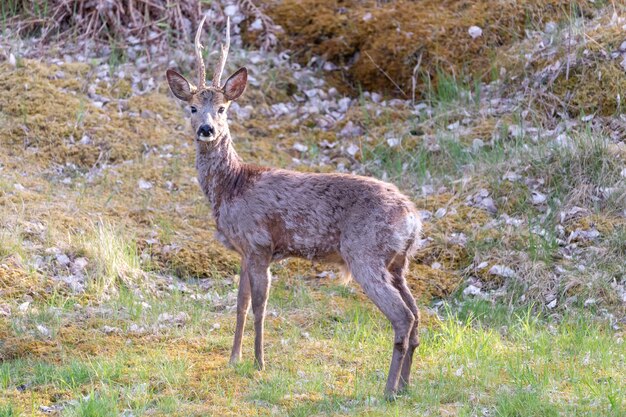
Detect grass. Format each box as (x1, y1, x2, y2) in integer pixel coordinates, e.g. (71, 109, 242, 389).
(0, 289, 623, 416)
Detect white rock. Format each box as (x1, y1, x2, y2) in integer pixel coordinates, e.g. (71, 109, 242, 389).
(463, 285, 481, 296)
(292, 143, 308, 152)
(14, 183, 26, 191)
(138, 179, 152, 190)
(224, 5, 239, 17)
(36, 324, 51, 337)
(56, 253, 71, 266)
(102, 325, 122, 334)
(584, 298, 596, 307)
(489, 265, 516, 278)
(455, 366, 464, 376)
(387, 137, 400, 147)
(621, 41, 626, 52)
(346, 143, 359, 157)
(363, 12, 373, 22)
(468, 26, 483, 39)
(531, 191, 547, 205)
(479, 197, 497, 214)
(249, 18, 263, 31)
(544, 21, 558, 34)
(435, 208, 447, 218)
(18, 301, 30, 312)
(620, 168, 626, 178)
(547, 299, 557, 309)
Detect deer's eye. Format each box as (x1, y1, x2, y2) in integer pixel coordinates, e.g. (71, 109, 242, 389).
(218, 106, 226, 114)
(190, 106, 197, 114)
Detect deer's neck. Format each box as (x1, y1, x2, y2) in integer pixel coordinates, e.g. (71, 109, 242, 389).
(195, 131, 245, 216)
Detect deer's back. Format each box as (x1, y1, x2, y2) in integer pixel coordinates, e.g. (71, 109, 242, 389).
(216, 167, 421, 262)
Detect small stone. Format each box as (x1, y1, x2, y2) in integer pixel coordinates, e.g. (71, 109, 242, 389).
(544, 21, 558, 34)
(435, 208, 447, 218)
(18, 301, 30, 312)
(292, 143, 308, 152)
(138, 179, 152, 190)
(9, 53, 17, 67)
(531, 191, 547, 205)
(547, 299, 557, 309)
(36, 324, 51, 337)
(489, 265, 516, 278)
(463, 285, 481, 296)
(56, 253, 71, 266)
(102, 325, 122, 334)
(387, 137, 400, 147)
(479, 197, 497, 214)
(345, 143, 359, 157)
(468, 26, 483, 39)
(620, 40, 626, 52)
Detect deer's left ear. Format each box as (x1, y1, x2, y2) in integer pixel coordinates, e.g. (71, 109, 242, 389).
(223, 67, 247, 101)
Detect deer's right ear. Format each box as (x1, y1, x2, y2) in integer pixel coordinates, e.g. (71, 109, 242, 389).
(166, 69, 194, 102)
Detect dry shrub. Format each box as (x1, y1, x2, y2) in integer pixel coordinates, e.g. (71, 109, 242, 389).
(269, 0, 594, 96)
(4, 0, 202, 45)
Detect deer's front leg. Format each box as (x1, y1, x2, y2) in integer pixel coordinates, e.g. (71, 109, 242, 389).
(247, 256, 271, 370)
(229, 266, 251, 365)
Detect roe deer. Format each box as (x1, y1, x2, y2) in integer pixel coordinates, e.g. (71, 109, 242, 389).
(165, 16, 422, 398)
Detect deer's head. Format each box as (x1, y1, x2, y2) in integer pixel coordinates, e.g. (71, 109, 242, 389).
(166, 16, 247, 142)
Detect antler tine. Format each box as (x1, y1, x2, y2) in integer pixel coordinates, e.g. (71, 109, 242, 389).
(194, 13, 208, 90)
(212, 17, 231, 88)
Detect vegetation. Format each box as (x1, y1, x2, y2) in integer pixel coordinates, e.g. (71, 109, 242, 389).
(0, 1, 624, 415)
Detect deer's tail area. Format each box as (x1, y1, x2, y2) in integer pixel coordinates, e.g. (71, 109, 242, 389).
(404, 211, 423, 259)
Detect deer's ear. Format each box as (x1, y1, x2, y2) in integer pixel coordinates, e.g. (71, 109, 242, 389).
(223, 67, 247, 101)
(166, 69, 194, 101)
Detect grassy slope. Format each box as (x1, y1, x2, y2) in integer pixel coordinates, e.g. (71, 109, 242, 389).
(1, 7, 626, 417)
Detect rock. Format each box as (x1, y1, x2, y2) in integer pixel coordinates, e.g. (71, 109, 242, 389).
(56, 253, 71, 266)
(479, 197, 497, 214)
(345, 143, 359, 157)
(36, 324, 51, 338)
(138, 179, 152, 190)
(468, 26, 483, 39)
(463, 285, 481, 296)
(489, 265, 516, 278)
(292, 143, 308, 152)
(18, 301, 30, 312)
(544, 21, 558, 34)
(9, 53, 17, 67)
(531, 191, 547, 205)
(547, 299, 557, 309)
(71, 257, 88, 274)
(340, 121, 363, 138)
(102, 325, 122, 334)
(387, 137, 400, 147)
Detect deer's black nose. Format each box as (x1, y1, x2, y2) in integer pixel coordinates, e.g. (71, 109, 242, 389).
(197, 124, 215, 137)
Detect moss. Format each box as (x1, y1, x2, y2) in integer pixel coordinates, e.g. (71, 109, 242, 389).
(551, 60, 626, 116)
(408, 263, 462, 300)
(270, 0, 593, 96)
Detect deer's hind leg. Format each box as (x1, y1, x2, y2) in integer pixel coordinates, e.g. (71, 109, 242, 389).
(346, 257, 415, 399)
(388, 255, 420, 391)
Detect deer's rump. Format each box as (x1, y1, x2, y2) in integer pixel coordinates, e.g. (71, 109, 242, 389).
(215, 169, 421, 263)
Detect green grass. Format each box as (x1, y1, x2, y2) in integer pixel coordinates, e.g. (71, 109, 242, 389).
(1, 283, 623, 416)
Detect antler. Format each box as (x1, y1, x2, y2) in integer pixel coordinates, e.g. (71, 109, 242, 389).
(194, 14, 208, 90)
(211, 17, 230, 88)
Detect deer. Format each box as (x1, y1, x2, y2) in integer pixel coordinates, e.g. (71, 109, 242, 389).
(165, 16, 422, 398)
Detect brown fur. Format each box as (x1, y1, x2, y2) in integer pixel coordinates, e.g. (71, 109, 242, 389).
(166, 23, 422, 398)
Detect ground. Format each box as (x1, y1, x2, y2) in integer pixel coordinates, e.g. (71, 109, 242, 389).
(0, 1, 625, 416)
